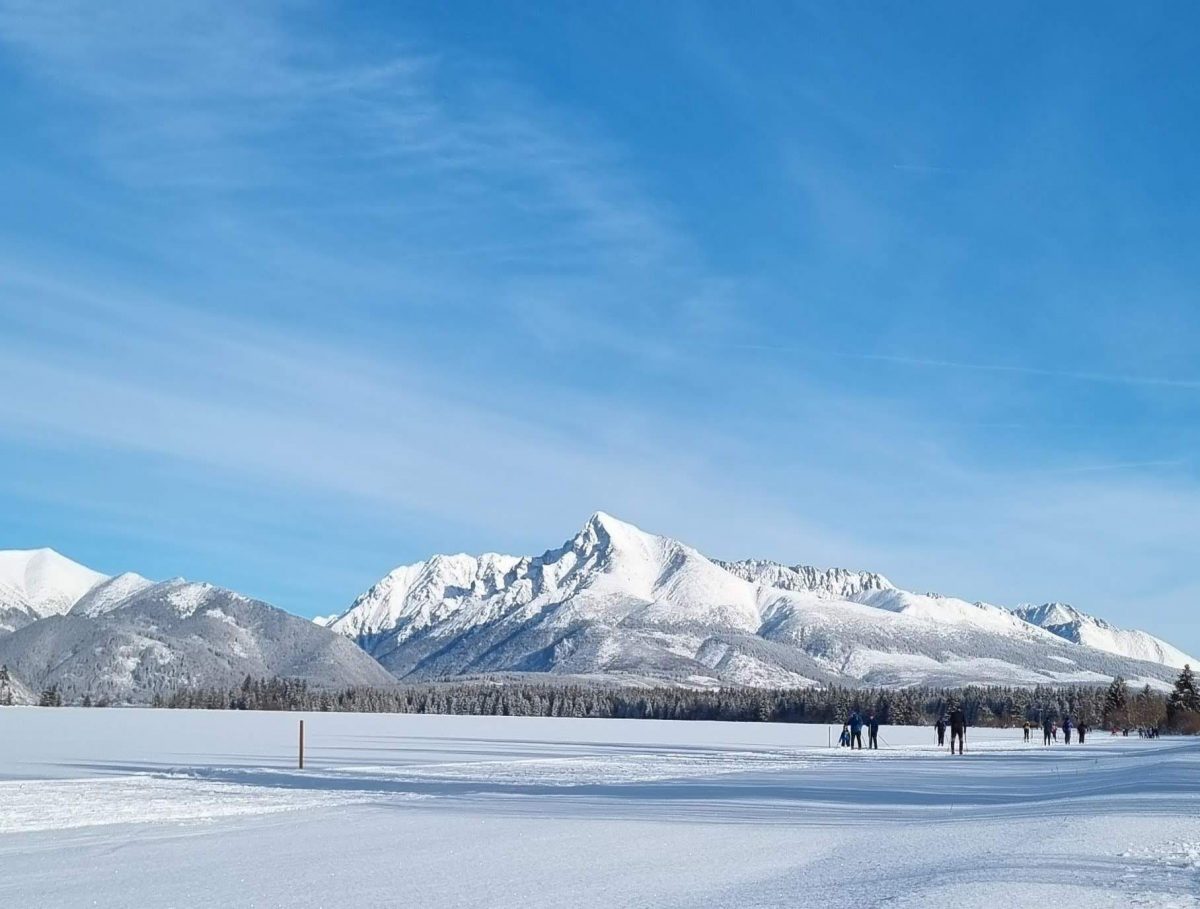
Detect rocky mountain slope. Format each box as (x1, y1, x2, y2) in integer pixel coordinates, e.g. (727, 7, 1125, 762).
(328, 512, 1194, 689)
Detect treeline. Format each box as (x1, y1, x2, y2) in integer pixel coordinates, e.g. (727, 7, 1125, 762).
(129, 666, 1200, 731)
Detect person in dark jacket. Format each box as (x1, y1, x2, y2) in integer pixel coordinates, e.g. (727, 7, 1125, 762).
(867, 712, 880, 750)
(935, 716, 947, 747)
(948, 707, 966, 755)
(848, 711, 864, 750)
(1023, 720, 1031, 743)
(1042, 716, 1053, 746)
(1063, 717, 1073, 745)
(1077, 722, 1087, 744)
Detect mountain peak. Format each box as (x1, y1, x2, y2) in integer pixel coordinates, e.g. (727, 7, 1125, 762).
(569, 512, 657, 562)
(70, 572, 155, 617)
(583, 510, 644, 539)
(0, 547, 108, 619)
(1015, 601, 1196, 669)
(1014, 602, 1086, 628)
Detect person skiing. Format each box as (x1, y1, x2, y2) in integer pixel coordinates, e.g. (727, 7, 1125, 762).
(948, 706, 966, 755)
(1042, 715, 1053, 746)
(935, 716, 947, 747)
(839, 724, 851, 747)
(1077, 721, 1087, 744)
(867, 712, 880, 750)
(848, 710, 864, 750)
(1023, 720, 1031, 743)
(1052, 723, 1059, 743)
(1063, 716, 1073, 745)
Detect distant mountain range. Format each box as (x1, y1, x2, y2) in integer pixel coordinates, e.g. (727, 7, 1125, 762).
(1, 513, 1193, 703)
(0, 550, 394, 704)
(324, 512, 1195, 690)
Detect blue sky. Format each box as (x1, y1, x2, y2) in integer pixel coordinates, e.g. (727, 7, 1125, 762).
(1, 2, 1197, 652)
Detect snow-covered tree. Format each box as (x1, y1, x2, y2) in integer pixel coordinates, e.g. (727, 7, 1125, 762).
(1168, 664, 1200, 732)
(1102, 676, 1129, 728)
(38, 685, 63, 707)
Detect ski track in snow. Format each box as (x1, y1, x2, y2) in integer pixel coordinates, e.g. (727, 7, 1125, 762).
(1, 709, 1198, 908)
(0, 775, 404, 834)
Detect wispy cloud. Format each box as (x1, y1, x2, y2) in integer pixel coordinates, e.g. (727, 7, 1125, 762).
(0, 1, 1198, 654)
(1024, 459, 1188, 476)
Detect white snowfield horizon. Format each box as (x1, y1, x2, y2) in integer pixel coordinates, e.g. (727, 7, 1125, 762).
(1, 708, 1198, 909)
(0, 511, 1195, 700)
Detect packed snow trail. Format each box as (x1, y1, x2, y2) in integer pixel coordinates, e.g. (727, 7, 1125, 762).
(1, 708, 1197, 908)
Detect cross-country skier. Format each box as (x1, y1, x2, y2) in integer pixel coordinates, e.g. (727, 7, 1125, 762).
(867, 712, 880, 749)
(1077, 722, 1087, 744)
(1023, 720, 1031, 742)
(935, 716, 947, 747)
(848, 710, 864, 750)
(1063, 717, 1073, 745)
(839, 724, 851, 747)
(949, 706, 966, 755)
(1042, 716, 1053, 745)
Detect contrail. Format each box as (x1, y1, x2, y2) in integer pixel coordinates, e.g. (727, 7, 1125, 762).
(728, 345, 1200, 390)
(1024, 459, 1188, 476)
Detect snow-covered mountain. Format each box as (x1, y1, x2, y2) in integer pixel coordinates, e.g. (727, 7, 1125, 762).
(0, 548, 108, 633)
(329, 512, 1193, 689)
(1013, 602, 1194, 670)
(5, 519, 1191, 701)
(0, 552, 395, 703)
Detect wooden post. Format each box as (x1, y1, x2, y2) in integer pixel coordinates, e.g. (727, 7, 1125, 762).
(299, 719, 305, 770)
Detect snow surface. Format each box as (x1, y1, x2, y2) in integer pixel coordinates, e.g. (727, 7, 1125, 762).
(1, 708, 1197, 908)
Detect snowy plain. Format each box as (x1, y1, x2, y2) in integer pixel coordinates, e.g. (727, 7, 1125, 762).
(1, 708, 1198, 908)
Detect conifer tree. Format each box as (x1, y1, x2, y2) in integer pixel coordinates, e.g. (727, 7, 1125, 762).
(1167, 664, 1199, 730)
(1103, 676, 1128, 727)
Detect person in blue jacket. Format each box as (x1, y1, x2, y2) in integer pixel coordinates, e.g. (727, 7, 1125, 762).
(1063, 716, 1073, 745)
(838, 724, 851, 747)
(848, 710, 864, 750)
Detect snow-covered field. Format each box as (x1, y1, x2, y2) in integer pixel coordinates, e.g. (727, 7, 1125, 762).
(1, 709, 1197, 908)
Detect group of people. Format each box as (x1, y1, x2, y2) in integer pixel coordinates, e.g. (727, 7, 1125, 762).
(933, 708, 967, 754)
(1019, 716, 1088, 744)
(836, 708, 1162, 753)
(837, 710, 882, 749)
(838, 707, 968, 755)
